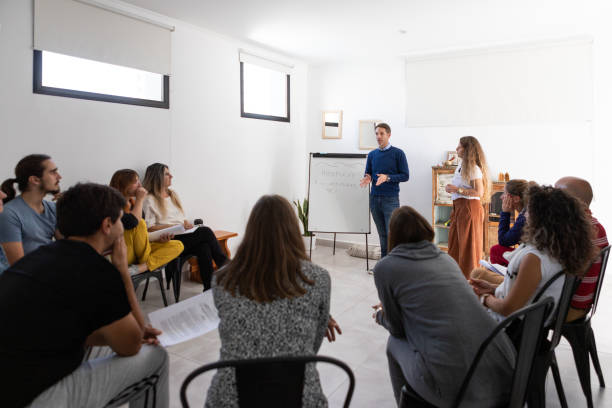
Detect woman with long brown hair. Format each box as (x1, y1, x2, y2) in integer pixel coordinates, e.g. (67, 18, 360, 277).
(446, 136, 490, 278)
(372, 206, 514, 407)
(109, 169, 183, 274)
(471, 185, 597, 323)
(206, 195, 331, 407)
(142, 163, 226, 290)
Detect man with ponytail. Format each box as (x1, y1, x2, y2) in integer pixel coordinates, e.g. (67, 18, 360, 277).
(0, 154, 61, 265)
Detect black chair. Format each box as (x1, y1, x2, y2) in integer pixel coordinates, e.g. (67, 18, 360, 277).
(528, 272, 579, 408)
(561, 245, 611, 408)
(132, 267, 168, 307)
(180, 355, 355, 408)
(399, 297, 555, 408)
(104, 374, 160, 408)
(165, 219, 204, 303)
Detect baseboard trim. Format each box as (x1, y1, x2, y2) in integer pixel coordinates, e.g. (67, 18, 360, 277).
(316, 237, 380, 251)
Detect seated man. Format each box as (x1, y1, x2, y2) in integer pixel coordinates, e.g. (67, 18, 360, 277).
(555, 177, 609, 322)
(0, 154, 61, 266)
(0, 183, 168, 408)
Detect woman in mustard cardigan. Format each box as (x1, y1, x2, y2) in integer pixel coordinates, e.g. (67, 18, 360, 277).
(110, 169, 183, 274)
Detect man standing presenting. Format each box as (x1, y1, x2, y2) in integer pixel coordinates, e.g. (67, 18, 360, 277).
(360, 123, 409, 258)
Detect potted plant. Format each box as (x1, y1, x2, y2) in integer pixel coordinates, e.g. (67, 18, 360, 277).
(293, 198, 315, 250)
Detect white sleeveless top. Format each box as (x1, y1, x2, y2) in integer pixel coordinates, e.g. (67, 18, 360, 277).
(451, 164, 482, 201)
(489, 243, 564, 322)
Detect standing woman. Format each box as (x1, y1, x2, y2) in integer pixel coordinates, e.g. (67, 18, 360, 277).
(207, 195, 331, 407)
(142, 163, 227, 290)
(446, 136, 490, 279)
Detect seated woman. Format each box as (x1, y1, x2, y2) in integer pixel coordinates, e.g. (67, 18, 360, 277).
(206, 195, 331, 407)
(490, 179, 529, 266)
(471, 179, 530, 285)
(142, 163, 226, 290)
(373, 206, 515, 407)
(471, 185, 596, 324)
(110, 169, 183, 274)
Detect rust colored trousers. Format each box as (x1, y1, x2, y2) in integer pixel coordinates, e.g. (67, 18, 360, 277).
(448, 198, 484, 279)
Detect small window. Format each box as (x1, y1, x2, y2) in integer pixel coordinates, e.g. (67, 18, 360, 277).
(33, 50, 169, 109)
(240, 62, 290, 122)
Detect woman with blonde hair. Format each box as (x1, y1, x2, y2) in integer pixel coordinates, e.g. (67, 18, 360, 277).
(206, 195, 331, 407)
(109, 169, 183, 275)
(446, 136, 490, 278)
(142, 163, 226, 290)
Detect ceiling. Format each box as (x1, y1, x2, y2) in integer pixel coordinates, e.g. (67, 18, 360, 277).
(121, 0, 592, 64)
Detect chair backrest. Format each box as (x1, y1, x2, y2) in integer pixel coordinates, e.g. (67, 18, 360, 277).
(180, 355, 355, 408)
(452, 297, 555, 408)
(548, 274, 578, 349)
(589, 245, 611, 319)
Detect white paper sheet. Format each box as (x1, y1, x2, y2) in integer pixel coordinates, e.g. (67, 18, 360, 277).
(148, 225, 198, 241)
(148, 291, 220, 346)
(479, 260, 507, 276)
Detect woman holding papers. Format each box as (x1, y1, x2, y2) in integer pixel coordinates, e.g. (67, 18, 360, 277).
(445, 136, 490, 279)
(143, 163, 226, 290)
(470, 185, 596, 323)
(110, 169, 183, 275)
(207, 195, 331, 407)
(372, 206, 514, 407)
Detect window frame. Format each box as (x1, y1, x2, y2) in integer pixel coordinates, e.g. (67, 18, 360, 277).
(32, 50, 169, 109)
(240, 61, 290, 122)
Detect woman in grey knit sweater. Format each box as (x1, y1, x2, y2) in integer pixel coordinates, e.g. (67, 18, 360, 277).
(206, 195, 331, 407)
(373, 206, 515, 407)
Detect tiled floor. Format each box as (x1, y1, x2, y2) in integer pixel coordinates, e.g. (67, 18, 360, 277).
(138, 245, 612, 407)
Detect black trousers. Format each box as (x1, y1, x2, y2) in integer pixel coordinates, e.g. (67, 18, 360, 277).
(175, 226, 227, 290)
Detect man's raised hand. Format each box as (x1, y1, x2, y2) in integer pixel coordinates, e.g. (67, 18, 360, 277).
(360, 174, 372, 188)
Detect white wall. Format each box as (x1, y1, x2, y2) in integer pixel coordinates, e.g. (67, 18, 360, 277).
(0, 0, 308, 252)
(168, 24, 308, 245)
(0, 0, 171, 186)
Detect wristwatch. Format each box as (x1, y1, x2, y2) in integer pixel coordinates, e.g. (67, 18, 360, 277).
(458, 187, 465, 195)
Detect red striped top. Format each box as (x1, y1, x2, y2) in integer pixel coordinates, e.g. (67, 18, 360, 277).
(571, 213, 608, 309)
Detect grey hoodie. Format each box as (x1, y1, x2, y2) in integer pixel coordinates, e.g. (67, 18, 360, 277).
(374, 241, 515, 407)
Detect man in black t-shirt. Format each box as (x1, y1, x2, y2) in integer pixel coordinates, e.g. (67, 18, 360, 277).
(0, 183, 168, 408)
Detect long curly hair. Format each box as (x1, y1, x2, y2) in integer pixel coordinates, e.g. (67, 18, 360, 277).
(522, 185, 597, 276)
(459, 136, 490, 203)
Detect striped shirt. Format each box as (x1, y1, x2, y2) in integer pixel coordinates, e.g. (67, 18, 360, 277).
(571, 213, 608, 309)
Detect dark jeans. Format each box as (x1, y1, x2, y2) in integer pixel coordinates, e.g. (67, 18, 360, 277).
(370, 195, 399, 257)
(175, 226, 227, 290)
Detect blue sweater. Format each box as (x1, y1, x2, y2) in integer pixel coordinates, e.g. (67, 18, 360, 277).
(498, 210, 526, 247)
(365, 146, 409, 196)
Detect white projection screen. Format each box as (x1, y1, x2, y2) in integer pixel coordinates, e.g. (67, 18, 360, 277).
(405, 38, 593, 126)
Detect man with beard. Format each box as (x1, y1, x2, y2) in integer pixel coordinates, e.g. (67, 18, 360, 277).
(0, 154, 62, 265)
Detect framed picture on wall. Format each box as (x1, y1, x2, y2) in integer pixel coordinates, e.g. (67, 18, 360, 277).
(322, 110, 343, 139)
(446, 151, 460, 166)
(359, 120, 381, 150)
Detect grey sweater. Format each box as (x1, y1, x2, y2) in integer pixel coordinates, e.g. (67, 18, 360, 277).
(374, 241, 516, 407)
(206, 261, 331, 407)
